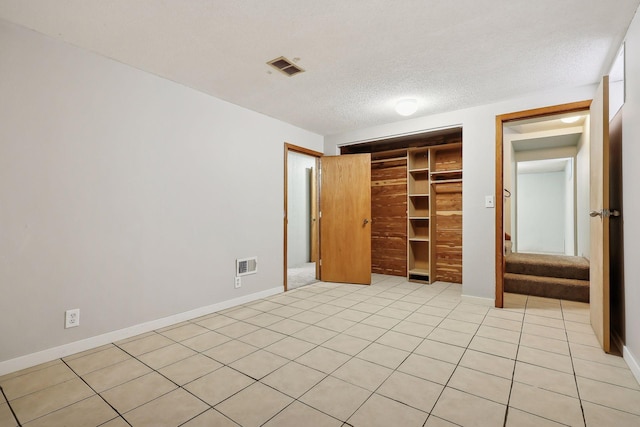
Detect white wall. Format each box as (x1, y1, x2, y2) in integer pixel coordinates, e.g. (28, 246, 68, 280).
(0, 21, 323, 367)
(517, 170, 566, 254)
(287, 151, 316, 267)
(621, 8, 640, 383)
(511, 147, 578, 252)
(503, 132, 515, 237)
(576, 120, 591, 258)
(564, 160, 576, 255)
(326, 85, 596, 300)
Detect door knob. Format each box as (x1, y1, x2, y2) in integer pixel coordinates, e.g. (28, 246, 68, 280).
(590, 210, 602, 218)
(363, 219, 370, 225)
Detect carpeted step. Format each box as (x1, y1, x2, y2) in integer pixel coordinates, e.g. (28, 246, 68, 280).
(505, 253, 589, 281)
(504, 273, 589, 303)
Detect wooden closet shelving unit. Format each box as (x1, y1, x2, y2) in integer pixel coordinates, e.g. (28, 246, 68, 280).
(407, 148, 431, 283)
(340, 128, 463, 284)
(430, 143, 463, 284)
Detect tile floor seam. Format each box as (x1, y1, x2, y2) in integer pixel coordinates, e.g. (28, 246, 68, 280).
(103, 342, 223, 422)
(503, 293, 526, 427)
(258, 395, 343, 426)
(140, 332, 294, 415)
(451, 298, 508, 424)
(0, 385, 22, 427)
(404, 295, 496, 426)
(60, 358, 134, 427)
(265, 281, 459, 425)
(563, 302, 588, 427)
(177, 408, 229, 427)
(3, 375, 102, 425)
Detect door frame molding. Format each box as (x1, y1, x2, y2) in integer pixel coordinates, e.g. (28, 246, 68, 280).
(284, 143, 323, 292)
(494, 100, 591, 307)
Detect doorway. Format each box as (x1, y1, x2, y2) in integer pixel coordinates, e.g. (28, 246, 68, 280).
(284, 144, 322, 291)
(503, 112, 589, 257)
(495, 101, 591, 307)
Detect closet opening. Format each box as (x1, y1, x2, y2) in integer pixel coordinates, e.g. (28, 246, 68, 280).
(340, 127, 463, 284)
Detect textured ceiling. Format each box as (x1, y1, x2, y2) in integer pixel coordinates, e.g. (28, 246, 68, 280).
(1, 0, 638, 136)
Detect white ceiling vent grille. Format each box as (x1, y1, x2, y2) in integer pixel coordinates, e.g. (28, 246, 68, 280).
(236, 257, 258, 276)
(267, 56, 305, 76)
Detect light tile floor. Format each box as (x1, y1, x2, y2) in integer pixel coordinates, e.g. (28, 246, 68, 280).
(1, 274, 639, 426)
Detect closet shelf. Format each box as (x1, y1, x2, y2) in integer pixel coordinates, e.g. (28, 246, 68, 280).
(431, 178, 462, 185)
(371, 157, 407, 165)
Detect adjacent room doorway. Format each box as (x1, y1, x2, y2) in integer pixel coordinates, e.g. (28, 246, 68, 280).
(284, 144, 322, 291)
(284, 145, 373, 290)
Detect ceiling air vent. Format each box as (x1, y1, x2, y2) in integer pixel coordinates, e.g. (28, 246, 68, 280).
(267, 56, 305, 76)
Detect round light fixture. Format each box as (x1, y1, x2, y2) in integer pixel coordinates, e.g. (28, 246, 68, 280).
(395, 99, 418, 116)
(561, 116, 580, 124)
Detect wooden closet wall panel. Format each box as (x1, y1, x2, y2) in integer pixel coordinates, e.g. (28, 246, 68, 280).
(434, 148, 462, 171)
(433, 182, 462, 283)
(371, 159, 407, 276)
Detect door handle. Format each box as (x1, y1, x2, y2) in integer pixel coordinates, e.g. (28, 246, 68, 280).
(363, 219, 370, 226)
(590, 209, 621, 218)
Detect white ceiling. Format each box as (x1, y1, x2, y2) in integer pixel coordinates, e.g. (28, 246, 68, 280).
(506, 113, 587, 152)
(512, 133, 582, 152)
(518, 158, 571, 174)
(1, 0, 638, 136)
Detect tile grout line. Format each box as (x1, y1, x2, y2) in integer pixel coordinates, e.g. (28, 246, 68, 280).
(60, 358, 133, 427)
(429, 296, 500, 425)
(0, 385, 22, 427)
(562, 299, 588, 427)
(321, 280, 458, 425)
(255, 280, 459, 425)
(132, 282, 508, 423)
(506, 296, 585, 426)
(502, 294, 527, 427)
(109, 339, 221, 425)
(209, 279, 407, 426)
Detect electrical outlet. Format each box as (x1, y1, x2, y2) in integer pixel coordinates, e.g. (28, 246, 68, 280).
(234, 277, 242, 289)
(65, 309, 80, 328)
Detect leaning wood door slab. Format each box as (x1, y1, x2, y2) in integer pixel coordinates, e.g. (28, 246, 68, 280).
(590, 76, 611, 353)
(320, 154, 371, 284)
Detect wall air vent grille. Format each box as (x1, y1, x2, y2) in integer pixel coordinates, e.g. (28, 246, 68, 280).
(267, 56, 305, 76)
(236, 257, 258, 276)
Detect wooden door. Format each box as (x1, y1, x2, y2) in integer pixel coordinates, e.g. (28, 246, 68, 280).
(589, 76, 610, 352)
(310, 165, 318, 262)
(320, 154, 371, 284)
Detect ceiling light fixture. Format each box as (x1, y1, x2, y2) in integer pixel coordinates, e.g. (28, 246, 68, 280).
(561, 116, 581, 124)
(395, 99, 418, 116)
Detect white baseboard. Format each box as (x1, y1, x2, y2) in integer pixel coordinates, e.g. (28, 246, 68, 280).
(0, 286, 283, 376)
(461, 294, 494, 307)
(623, 345, 640, 386)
